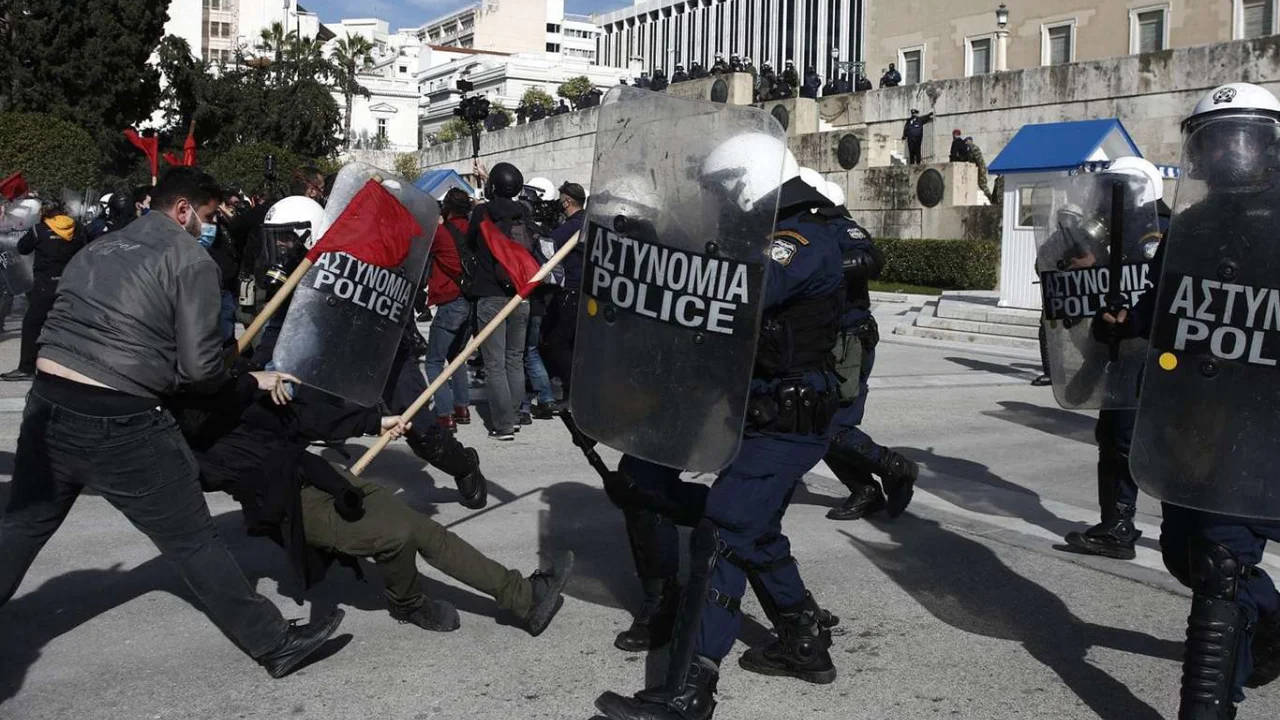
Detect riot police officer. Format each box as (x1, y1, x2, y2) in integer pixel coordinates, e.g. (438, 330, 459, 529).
(711, 53, 730, 75)
(595, 134, 845, 720)
(1098, 82, 1280, 718)
(671, 64, 689, 84)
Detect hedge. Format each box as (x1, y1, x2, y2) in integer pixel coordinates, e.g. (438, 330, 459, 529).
(0, 112, 102, 192)
(203, 143, 305, 195)
(877, 237, 1000, 291)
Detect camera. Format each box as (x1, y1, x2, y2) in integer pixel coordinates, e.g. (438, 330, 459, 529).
(453, 79, 491, 125)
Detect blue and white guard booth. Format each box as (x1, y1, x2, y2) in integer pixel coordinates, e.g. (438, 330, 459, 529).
(413, 168, 475, 201)
(988, 119, 1179, 309)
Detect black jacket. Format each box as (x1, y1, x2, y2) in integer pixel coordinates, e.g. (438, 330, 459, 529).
(37, 212, 226, 398)
(173, 377, 380, 589)
(19, 220, 86, 286)
(950, 137, 970, 162)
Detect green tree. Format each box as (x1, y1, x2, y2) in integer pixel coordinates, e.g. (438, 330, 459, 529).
(257, 21, 295, 75)
(521, 86, 555, 113)
(0, 0, 168, 163)
(204, 142, 303, 196)
(155, 36, 206, 134)
(332, 35, 376, 150)
(394, 153, 420, 180)
(0, 112, 102, 191)
(557, 76, 593, 109)
(490, 100, 515, 126)
(434, 118, 470, 144)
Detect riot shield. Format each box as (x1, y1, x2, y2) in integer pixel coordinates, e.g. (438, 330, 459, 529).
(1033, 172, 1161, 409)
(272, 163, 436, 406)
(60, 187, 101, 225)
(1131, 117, 1280, 519)
(569, 86, 783, 473)
(0, 199, 40, 295)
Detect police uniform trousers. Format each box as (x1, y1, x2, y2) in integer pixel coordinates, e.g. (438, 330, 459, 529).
(825, 347, 885, 488)
(299, 464, 531, 617)
(1161, 505, 1280, 702)
(1096, 409, 1139, 510)
(619, 429, 827, 661)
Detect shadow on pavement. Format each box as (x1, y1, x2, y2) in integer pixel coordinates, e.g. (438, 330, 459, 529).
(945, 356, 1040, 378)
(845, 517, 1179, 720)
(982, 401, 1097, 445)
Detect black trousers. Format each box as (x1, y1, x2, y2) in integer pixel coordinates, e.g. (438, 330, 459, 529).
(19, 281, 57, 371)
(907, 137, 923, 165)
(0, 390, 289, 658)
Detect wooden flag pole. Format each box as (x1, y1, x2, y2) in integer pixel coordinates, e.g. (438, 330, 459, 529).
(351, 230, 582, 476)
(235, 257, 314, 355)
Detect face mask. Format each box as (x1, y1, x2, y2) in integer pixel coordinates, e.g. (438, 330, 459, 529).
(199, 222, 218, 248)
(183, 207, 203, 240)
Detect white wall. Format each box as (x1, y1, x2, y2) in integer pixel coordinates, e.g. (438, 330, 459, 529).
(164, 0, 203, 58)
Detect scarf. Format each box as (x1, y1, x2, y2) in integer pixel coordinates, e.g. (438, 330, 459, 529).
(44, 215, 75, 241)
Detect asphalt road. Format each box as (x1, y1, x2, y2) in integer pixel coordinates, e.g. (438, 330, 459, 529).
(0, 300, 1277, 719)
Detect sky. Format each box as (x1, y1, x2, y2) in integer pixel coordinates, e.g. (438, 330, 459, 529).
(303, 0, 627, 32)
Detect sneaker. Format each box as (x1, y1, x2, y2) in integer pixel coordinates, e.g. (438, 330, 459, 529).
(389, 598, 460, 632)
(518, 411, 533, 426)
(436, 415, 457, 434)
(489, 429, 515, 441)
(1, 368, 34, 382)
(531, 402, 560, 420)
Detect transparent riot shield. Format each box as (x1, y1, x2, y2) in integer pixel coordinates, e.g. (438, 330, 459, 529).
(272, 163, 436, 406)
(569, 85, 784, 472)
(1132, 117, 1280, 519)
(60, 187, 100, 225)
(1033, 172, 1161, 410)
(0, 199, 40, 295)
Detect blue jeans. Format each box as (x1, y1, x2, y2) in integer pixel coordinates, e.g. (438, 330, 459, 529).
(520, 315, 555, 412)
(220, 290, 236, 343)
(424, 298, 473, 419)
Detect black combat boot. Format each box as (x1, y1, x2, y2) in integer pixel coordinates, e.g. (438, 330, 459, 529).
(877, 450, 919, 518)
(738, 600, 837, 684)
(826, 480, 884, 521)
(1065, 503, 1142, 560)
(595, 655, 719, 720)
(389, 598, 461, 632)
(1247, 610, 1280, 689)
(257, 609, 345, 679)
(615, 578, 682, 651)
(1179, 540, 1245, 720)
(405, 425, 488, 509)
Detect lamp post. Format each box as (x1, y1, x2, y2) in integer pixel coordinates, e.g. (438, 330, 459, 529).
(994, 3, 1010, 72)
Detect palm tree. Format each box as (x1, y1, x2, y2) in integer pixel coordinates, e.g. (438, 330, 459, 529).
(287, 34, 330, 84)
(331, 34, 376, 150)
(258, 22, 296, 75)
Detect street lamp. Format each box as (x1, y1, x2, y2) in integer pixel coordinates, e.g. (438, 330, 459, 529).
(994, 4, 1010, 72)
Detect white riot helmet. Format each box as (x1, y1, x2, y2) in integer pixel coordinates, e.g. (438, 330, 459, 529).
(797, 167, 824, 192)
(822, 181, 847, 208)
(1182, 82, 1280, 189)
(700, 132, 800, 212)
(261, 195, 327, 289)
(588, 173, 661, 234)
(1104, 156, 1164, 205)
(525, 177, 557, 202)
(0, 198, 41, 233)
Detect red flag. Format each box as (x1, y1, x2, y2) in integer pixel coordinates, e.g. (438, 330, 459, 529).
(307, 180, 421, 267)
(0, 172, 28, 201)
(478, 215, 541, 298)
(123, 128, 159, 179)
(162, 152, 182, 167)
(183, 122, 197, 166)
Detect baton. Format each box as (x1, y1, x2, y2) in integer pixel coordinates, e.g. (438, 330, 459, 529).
(351, 230, 582, 476)
(559, 409, 612, 481)
(1106, 181, 1125, 363)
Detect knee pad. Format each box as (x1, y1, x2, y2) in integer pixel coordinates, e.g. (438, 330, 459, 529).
(1180, 537, 1249, 718)
(1188, 537, 1243, 601)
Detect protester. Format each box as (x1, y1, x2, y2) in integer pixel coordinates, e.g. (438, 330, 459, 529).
(1, 200, 87, 381)
(0, 166, 345, 678)
(426, 188, 476, 431)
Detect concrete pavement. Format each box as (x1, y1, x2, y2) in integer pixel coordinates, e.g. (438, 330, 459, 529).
(0, 302, 1278, 720)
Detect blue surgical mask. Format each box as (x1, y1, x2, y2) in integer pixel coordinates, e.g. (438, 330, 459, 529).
(198, 222, 218, 248)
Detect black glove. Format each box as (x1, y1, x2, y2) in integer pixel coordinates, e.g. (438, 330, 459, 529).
(333, 488, 365, 522)
(1091, 309, 1136, 345)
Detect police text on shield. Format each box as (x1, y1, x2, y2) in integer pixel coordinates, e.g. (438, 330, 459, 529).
(309, 252, 414, 324)
(1155, 273, 1280, 367)
(585, 223, 753, 336)
(1040, 263, 1152, 321)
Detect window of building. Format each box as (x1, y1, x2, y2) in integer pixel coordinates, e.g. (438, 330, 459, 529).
(966, 36, 993, 76)
(546, 43, 561, 53)
(547, 23, 561, 33)
(377, 118, 387, 141)
(461, 18, 474, 30)
(1130, 5, 1169, 54)
(899, 46, 924, 84)
(1043, 21, 1075, 65)
(1238, 0, 1277, 39)
(399, 65, 408, 74)
(203, 0, 222, 9)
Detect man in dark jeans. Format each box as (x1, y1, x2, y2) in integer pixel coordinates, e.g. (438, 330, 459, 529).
(2, 200, 87, 381)
(0, 167, 343, 679)
(426, 189, 476, 432)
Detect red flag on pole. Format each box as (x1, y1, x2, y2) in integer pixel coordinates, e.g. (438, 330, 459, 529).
(478, 214, 541, 298)
(123, 128, 159, 179)
(307, 180, 422, 267)
(0, 172, 28, 201)
(183, 121, 197, 166)
(162, 152, 182, 167)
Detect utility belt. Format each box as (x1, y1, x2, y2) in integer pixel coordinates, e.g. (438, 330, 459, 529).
(745, 378, 839, 435)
